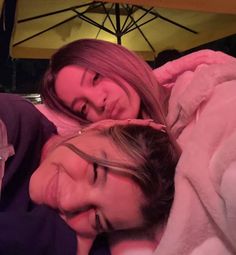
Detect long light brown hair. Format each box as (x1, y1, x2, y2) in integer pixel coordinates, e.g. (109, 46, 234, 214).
(41, 39, 168, 126)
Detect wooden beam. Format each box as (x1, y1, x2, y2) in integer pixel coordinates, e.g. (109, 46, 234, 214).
(100, 0, 236, 14)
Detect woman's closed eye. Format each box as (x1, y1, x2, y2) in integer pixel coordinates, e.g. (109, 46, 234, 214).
(92, 163, 98, 183)
(92, 163, 108, 185)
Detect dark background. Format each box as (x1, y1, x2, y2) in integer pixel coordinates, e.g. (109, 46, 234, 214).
(0, 0, 235, 94)
(0, 33, 235, 94)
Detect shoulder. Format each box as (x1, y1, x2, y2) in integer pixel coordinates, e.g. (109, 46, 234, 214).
(0, 93, 41, 124)
(0, 93, 43, 119)
(0, 93, 57, 145)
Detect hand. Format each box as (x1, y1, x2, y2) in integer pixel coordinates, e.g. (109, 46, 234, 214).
(84, 119, 166, 133)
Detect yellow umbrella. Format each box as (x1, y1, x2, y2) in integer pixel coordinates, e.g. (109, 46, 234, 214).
(10, 0, 236, 60)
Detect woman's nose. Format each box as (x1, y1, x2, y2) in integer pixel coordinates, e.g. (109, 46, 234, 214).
(57, 181, 91, 213)
(87, 89, 106, 111)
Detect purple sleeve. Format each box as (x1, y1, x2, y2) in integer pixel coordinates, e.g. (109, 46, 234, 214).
(0, 93, 77, 255)
(0, 206, 77, 255)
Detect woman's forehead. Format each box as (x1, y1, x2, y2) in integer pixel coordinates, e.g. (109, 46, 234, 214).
(62, 130, 132, 164)
(69, 129, 104, 146)
(62, 130, 111, 155)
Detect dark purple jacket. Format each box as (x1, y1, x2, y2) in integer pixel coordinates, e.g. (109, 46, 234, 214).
(0, 93, 76, 255)
(0, 93, 110, 255)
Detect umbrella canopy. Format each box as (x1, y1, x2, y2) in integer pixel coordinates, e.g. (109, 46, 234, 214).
(9, 0, 236, 60)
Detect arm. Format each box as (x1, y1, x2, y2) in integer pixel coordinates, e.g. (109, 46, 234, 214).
(0, 205, 77, 255)
(0, 94, 76, 254)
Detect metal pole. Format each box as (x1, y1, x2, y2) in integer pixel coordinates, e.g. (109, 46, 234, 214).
(115, 4, 121, 44)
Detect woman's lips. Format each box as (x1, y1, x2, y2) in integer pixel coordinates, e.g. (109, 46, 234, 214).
(45, 170, 59, 208)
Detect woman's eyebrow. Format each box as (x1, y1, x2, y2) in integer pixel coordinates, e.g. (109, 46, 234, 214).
(60, 142, 81, 156)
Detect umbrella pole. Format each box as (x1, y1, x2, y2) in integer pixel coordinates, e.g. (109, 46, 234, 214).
(115, 3, 121, 44)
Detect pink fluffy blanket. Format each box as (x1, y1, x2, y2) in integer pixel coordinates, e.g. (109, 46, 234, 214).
(152, 50, 236, 254)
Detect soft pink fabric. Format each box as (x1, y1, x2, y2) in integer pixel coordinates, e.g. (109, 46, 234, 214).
(35, 104, 81, 136)
(153, 49, 235, 87)
(110, 50, 236, 255)
(152, 50, 236, 254)
(38, 50, 236, 255)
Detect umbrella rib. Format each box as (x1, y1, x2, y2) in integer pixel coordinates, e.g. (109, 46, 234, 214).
(157, 13, 198, 34)
(128, 13, 155, 52)
(120, 4, 134, 33)
(13, 15, 77, 47)
(73, 10, 116, 36)
(18, 1, 97, 23)
(121, 5, 137, 34)
(95, 4, 113, 39)
(136, 5, 198, 34)
(123, 16, 157, 34)
(123, 6, 154, 34)
(101, 2, 116, 32)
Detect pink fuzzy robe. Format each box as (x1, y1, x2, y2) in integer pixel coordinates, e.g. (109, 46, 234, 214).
(152, 50, 236, 254)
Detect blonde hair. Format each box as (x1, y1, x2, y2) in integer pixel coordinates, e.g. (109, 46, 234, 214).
(58, 124, 179, 228)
